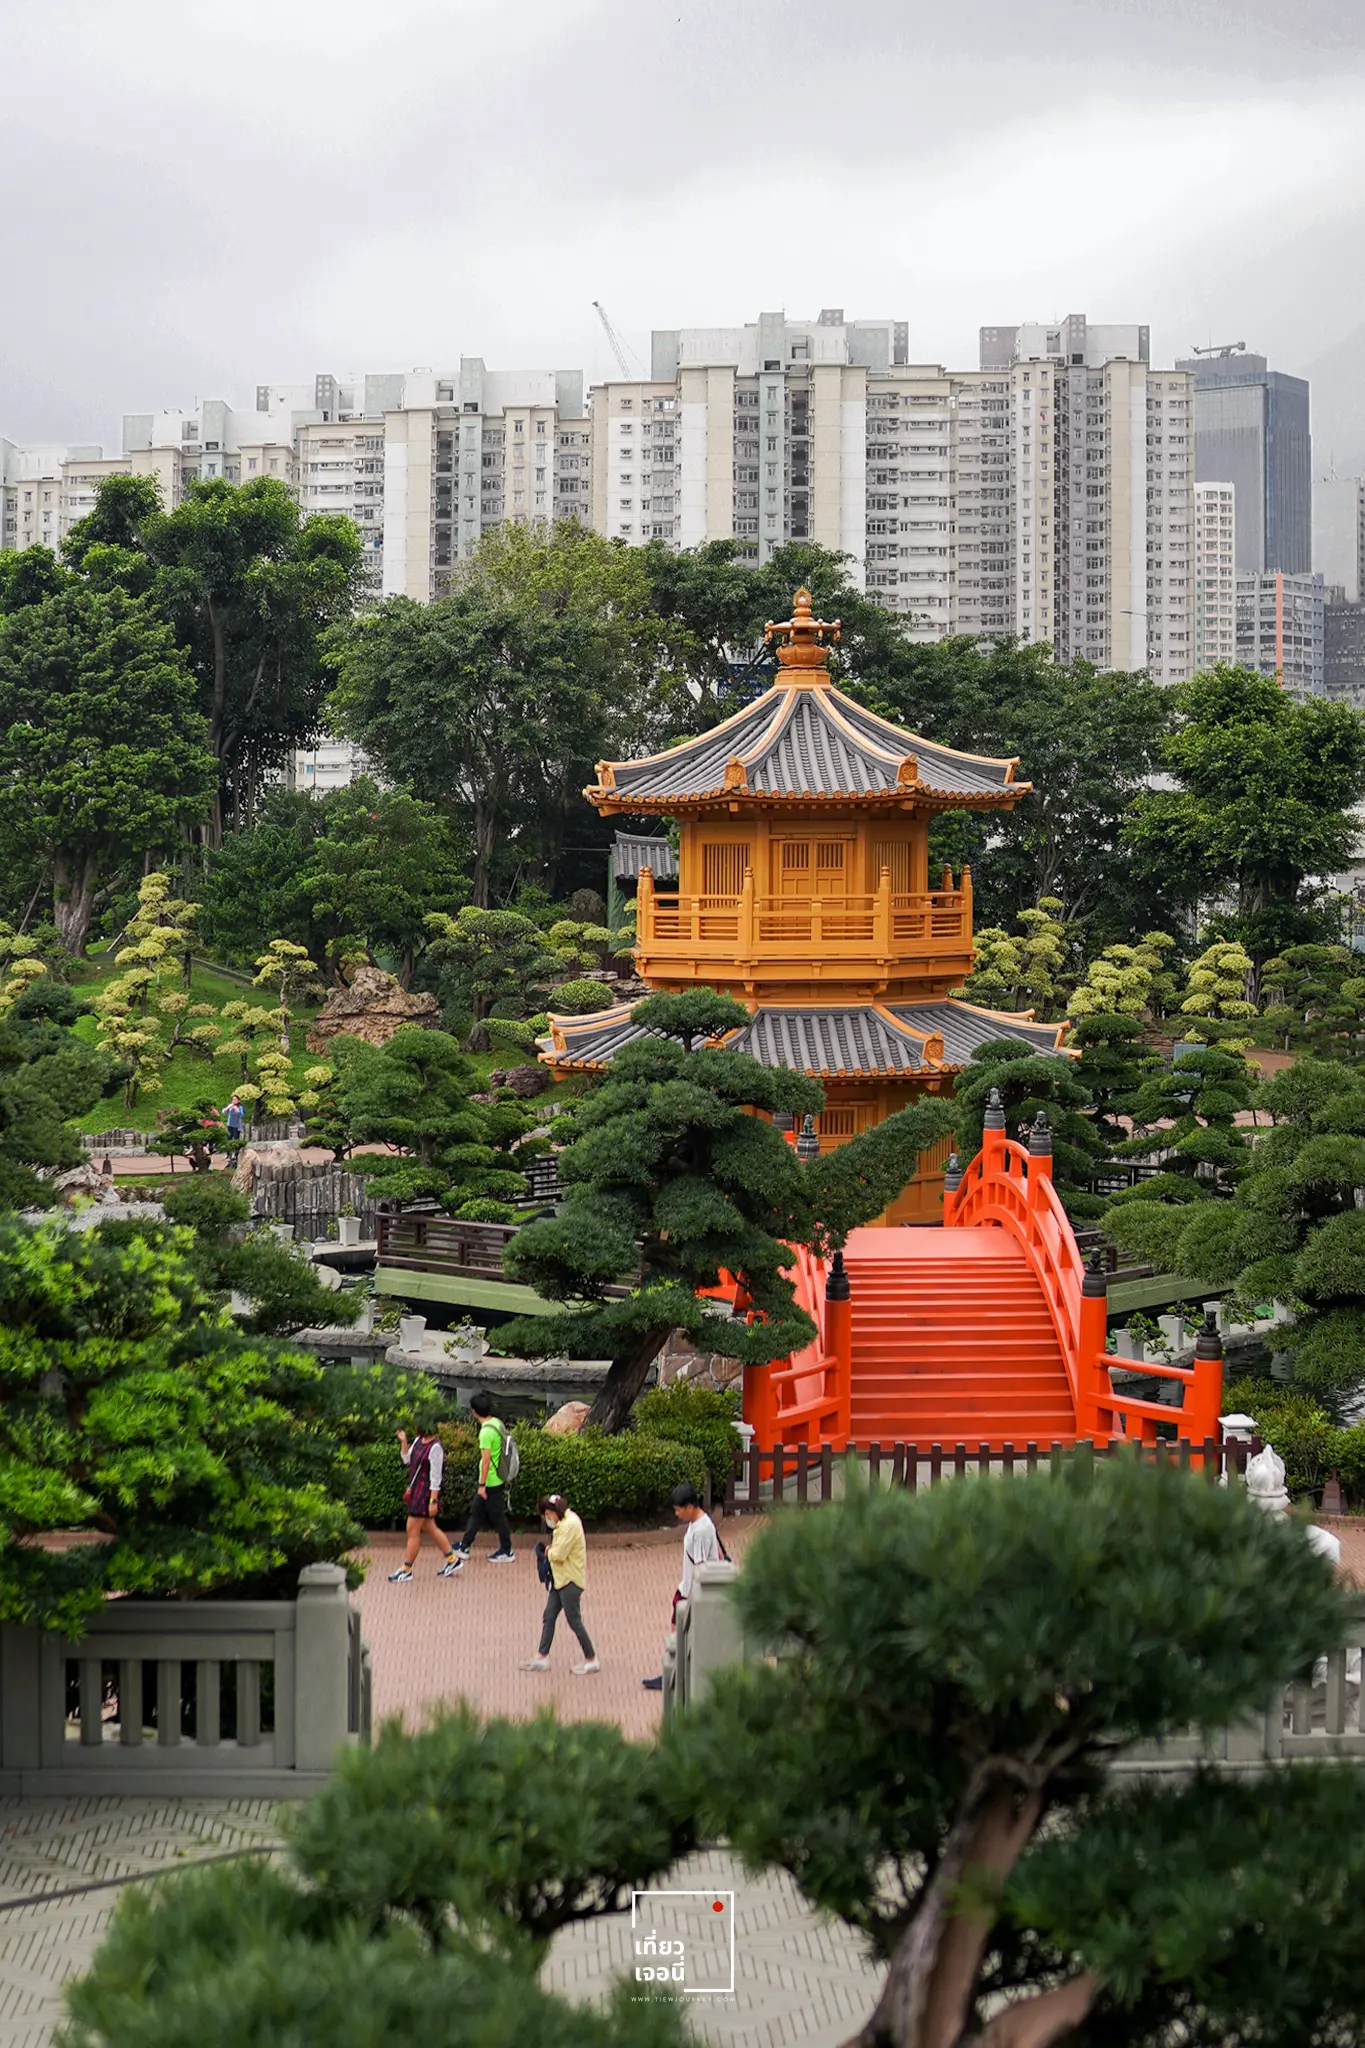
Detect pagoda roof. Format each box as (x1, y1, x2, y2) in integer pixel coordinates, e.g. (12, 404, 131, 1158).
(612, 831, 678, 883)
(587, 588, 1026, 814)
(540, 999, 1068, 1081)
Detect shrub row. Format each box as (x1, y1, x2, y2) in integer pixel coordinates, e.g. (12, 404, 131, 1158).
(1232, 1379, 1365, 1502)
(347, 1420, 708, 1530)
(631, 1383, 740, 1496)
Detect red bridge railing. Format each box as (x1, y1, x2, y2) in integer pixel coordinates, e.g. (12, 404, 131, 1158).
(944, 1103, 1224, 1447)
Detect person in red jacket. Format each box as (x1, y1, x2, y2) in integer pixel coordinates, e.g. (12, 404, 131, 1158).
(388, 1428, 465, 1583)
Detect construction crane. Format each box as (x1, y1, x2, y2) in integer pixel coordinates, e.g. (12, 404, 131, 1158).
(592, 301, 641, 379)
(1189, 341, 1246, 358)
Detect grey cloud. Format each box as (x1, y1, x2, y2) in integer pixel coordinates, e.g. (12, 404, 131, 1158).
(1, 0, 1362, 447)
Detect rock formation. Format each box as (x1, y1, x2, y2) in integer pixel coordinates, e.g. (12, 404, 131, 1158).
(306, 966, 440, 1053)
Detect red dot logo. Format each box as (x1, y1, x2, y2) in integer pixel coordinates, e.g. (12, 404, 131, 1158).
(712, 1900, 725, 1912)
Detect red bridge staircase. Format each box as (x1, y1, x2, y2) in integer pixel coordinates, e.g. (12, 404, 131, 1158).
(744, 1097, 1224, 1452)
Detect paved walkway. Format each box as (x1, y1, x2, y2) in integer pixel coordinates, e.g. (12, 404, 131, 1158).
(355, 1519, 762, 1741)
(0, 1799, 881, 2048)
(0, 1516, 886, 2047)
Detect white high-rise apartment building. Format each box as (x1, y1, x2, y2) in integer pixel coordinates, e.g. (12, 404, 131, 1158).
(381, 363, 589, 601)
(980, 318, 1193, 683)
(585, 309, 1194, 680)
(1193, 482, 1237, 667)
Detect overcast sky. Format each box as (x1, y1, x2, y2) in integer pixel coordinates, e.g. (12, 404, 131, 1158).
(4, 0, 1365, 456)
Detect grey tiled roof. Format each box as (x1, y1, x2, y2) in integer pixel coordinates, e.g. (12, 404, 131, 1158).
(612, 832, 678, 882)
(542, 1000, 1068, 1076)
(889, 1002, 1068, 1066)
(596, 681, 1022, 805)
(728, 1008, 925, 1075)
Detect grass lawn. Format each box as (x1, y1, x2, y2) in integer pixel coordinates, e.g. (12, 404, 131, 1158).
(70, 954, 583, 1136)
(71, 954, 325, 1136)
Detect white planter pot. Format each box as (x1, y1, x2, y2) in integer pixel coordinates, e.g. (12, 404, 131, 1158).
(398, 1315, 427, 1353)
(1158, 1314, 1185, 1351)
(336, 1216, 362, 1247)
(228, 1289, 253, 1317)
(1113, 1330, 1139, 1361)
(354, 1297, 375, 1335)
(269, 1222, 294, 1245)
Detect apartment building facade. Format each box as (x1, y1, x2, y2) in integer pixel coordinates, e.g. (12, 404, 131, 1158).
(1193, 481, 1237, 668)
(1236, 570, 1325, 696)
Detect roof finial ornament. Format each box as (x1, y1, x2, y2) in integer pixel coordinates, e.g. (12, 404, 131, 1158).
(764, 586, 841, 676)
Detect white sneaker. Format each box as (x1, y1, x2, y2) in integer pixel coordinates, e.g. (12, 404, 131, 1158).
(519, 1656, 550, 1671)
(572, 1659, 601, 1676)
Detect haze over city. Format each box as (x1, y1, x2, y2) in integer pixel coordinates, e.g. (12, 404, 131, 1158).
(4, 0, 1365, 460)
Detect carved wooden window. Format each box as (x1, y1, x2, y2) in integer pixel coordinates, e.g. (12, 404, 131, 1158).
(702, 842, 749, 897)
(817, 1106, 858, 1137)
(815, 841, 847, 892)
(778, 840, 811, 895)
(873, 839, 912, 893)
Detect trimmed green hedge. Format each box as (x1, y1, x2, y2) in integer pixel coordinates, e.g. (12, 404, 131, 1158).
(632, 1383, 740, 1495)
(348, 1421, 707, 1530)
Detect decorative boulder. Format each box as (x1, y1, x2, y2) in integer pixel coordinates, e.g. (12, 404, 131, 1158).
(505, 1064, 550, 1099)
(230, 1142, 305, 1194)
(544, 1400, 591, 1435)
(306, 966, 440, 1054)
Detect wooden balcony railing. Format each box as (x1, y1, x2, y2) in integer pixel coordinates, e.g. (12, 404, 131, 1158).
(635, 869, 972, 961)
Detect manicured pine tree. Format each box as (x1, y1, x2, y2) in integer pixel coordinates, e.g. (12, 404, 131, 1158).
(952, 1037, 1107, 1217)
(62, 1461, 1365, 2048)
(501, 989, 956, 1432)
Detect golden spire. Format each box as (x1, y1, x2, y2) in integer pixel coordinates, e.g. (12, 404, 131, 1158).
(764, 586, 841, 674)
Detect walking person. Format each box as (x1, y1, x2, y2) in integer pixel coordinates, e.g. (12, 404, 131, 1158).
(642, 1481, 727, 1690)
(221, 1092, 246, 1143)
(450, 1391, 516, 1563)
(520, 1494, 599, 1675)
(388, 1427, 464, 1582)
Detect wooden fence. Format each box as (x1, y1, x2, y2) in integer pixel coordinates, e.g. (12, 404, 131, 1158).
(725, 1434, 1264, 1512)
(250, 1162, 379, 1240)
(84, 1116, 299, 1157)
(376, 1208, 519, 1278)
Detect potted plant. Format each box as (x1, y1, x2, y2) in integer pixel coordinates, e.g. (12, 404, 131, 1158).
(336, 1203, 362, 1248)
(398, 1312, 427, 1353)
(446, 1320, 489, 1365)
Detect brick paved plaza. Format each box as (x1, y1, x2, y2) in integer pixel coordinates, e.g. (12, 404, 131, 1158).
(0, 1514, 886, 2048)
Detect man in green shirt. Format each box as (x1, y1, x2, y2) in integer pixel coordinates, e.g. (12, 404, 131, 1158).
(451, 1389, 516, 1563)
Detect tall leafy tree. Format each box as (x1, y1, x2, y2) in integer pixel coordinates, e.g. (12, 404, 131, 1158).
(0, 583, 217, 952)
(1124, 664, 1365, 964)
(66, 474, 363, 840)
(297, 779, 468, 982)
(866, 638, 1171, 937)
(328, 592, 591, 905)
(502, 990, 956, 1431)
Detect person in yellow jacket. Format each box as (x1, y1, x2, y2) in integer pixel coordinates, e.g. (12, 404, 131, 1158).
(519, 1493, 599, 1675)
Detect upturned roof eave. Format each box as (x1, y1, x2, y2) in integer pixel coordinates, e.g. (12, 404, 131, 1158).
(585, 783, 1030, 814)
